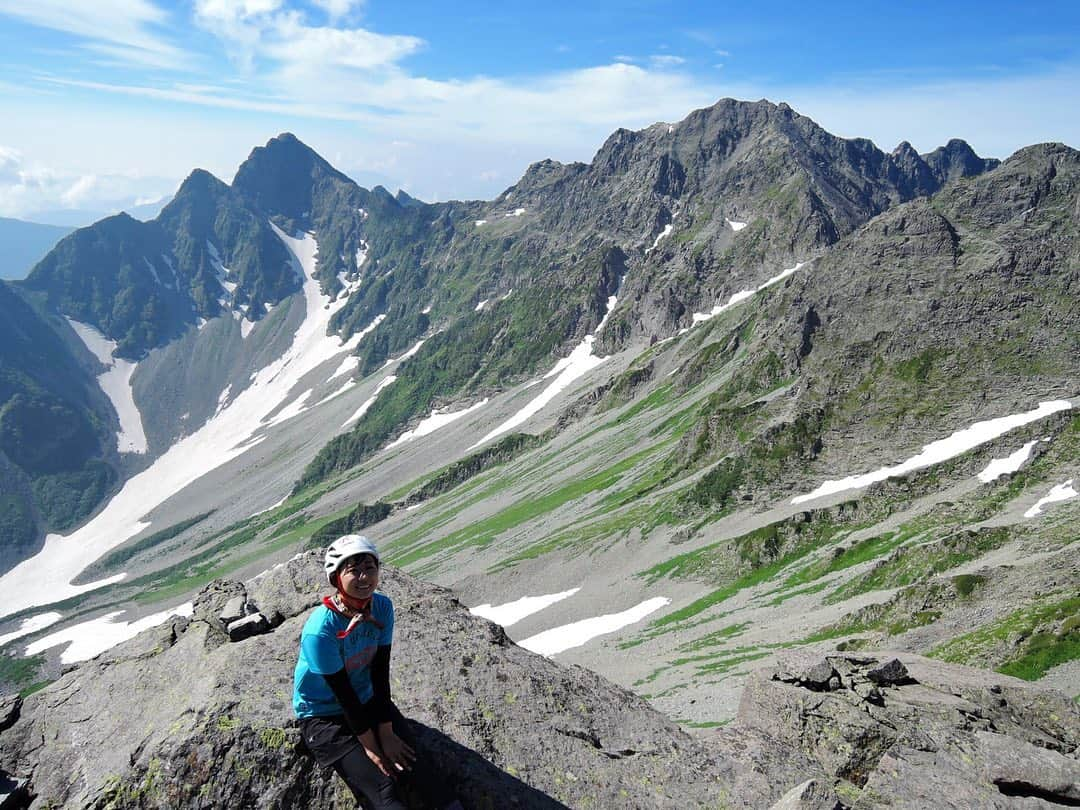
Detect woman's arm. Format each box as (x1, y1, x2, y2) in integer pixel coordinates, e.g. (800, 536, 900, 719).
(321, 668, 375, 736)
(369, 644, 395, 725)
(321, 669, 395, 778)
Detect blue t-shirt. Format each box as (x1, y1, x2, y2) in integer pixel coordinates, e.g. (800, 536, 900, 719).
(293, 592, 395, 718)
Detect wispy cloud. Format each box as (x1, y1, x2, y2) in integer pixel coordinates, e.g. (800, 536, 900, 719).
(193, 0, 420, 73)
(650, 54, 686, 68)
(310, 0, 364, 21)
(0, 0, 188, 69)
(0, 143, 173, 219)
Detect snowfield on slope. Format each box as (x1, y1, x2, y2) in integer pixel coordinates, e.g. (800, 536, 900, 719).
(470, 278, 622, 449)
(66, 318, 148, 454)
(792, 400, 1073, 505)
(0, 226, 369, 619)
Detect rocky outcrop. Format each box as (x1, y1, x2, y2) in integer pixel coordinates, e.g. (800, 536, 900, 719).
(3, 553, 1078, 809)
(0, 553, 746, 809)
(730, 650, 1080, 809)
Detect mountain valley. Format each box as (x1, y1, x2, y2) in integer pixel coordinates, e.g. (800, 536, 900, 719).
(0, 97, 1077, 808)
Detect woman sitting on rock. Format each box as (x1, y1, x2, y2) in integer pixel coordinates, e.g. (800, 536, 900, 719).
(293, 534, 462, 810)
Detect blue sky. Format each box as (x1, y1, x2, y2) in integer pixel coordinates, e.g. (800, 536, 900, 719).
(0, 0, 1077, 223)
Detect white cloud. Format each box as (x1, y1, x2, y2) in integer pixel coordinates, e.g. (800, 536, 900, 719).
(311, 0, 363, 20)
(195, 0, 282, 21)
(650, 54, 686, 68)
(267, 15, 422, 71)
(0, 0, 187, 69)
(0, 145, 176, 219)
(61, 174, 99, 206)
(193, 1, 420, 73)
(780, 65, 1080, 158)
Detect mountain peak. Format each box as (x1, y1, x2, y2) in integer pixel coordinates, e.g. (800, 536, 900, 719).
(169, 169, 229, 203)
(923, 138, 1000, 182)
(231, 134, 354, 220)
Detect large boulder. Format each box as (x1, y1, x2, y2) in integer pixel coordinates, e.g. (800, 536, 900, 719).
(732, 650, 1080, 809)
(0, 553, 747, 809)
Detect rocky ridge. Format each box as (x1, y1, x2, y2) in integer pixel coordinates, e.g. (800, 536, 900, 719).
(2, 553, 1078, 809)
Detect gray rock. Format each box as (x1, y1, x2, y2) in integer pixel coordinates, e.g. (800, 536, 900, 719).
(978, 731, 1080, 803)
(0, 696, 20, 734)
(192, 578, 246, 632)
(735, 651, 1080, 808)
(853, 682, 883, 705)
(226, 612, 269, 642)
(0, 554, 748, 809)
(866, 658, 911, 687)
(769, 779, 841, 810)
(0, 772, 27, 809)
(219, 595, 248, 625)
(774, 654, 837, 690)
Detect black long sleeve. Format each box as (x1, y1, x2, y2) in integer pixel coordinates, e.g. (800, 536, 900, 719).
(369, 644, 395, 725)
(322, 668, 374, 736)
(320, 644, 395, 735)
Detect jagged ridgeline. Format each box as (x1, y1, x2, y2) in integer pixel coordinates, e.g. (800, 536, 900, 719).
(2, 95, 1080, 807)
(0, 97, 1062, 581)
(294, 100, 1002, 493)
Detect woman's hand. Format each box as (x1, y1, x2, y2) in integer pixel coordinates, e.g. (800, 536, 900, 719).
(377, 724, 416, 774)
(358, 729, 394, 778)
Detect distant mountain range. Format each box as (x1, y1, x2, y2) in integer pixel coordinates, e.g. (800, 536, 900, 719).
(0, 218, 72, 280)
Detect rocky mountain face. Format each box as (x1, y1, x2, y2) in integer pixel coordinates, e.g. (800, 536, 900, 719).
(0, 283, 118, 570)
(0, 99, 1003, 573)
(2, 554, 1076, 809)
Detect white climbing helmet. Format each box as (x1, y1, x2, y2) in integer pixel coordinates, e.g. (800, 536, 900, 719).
(324, 534, 380, 585)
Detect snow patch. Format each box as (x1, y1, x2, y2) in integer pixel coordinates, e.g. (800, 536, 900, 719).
(475, 299, 489, 312)
(214, 384, 232, 417)
(26, 602, 194, 664)
(66, 319, 148, 454)
(317, 378, 357, 406)
(793, 400, 1074, 505)
(505, 208, 526, 218)
(329, 354, 360, 382)
(240, 318, 256, 339)
(383, 339, 425, 369)
(388, 399, 489, 448)
(689, 261, 808, 328)
(343, 375, 397, 428)
(518, 597, 671, 656)
(471, 282, 621, 448)
(1024, 479, 1078, 518)
(422, 305, 432, 315)
(262, 388, 313, 429)
(727, 219, 747, 232)
(470, 588, 580, 628)
(142, 257, 164, 287)
(646, 223, 673, 253)
(977, 441, 1038, 483)
(475, 219, 487, 227)
(0, 226, 365, 618)
(251, 494, 288, 518)
(0, 612, 63, 647)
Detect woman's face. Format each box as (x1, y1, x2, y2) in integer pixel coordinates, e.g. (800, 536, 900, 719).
(337, 553, 379, 599)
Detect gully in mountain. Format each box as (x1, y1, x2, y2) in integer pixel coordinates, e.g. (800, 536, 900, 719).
(294, 534, 463, 810)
